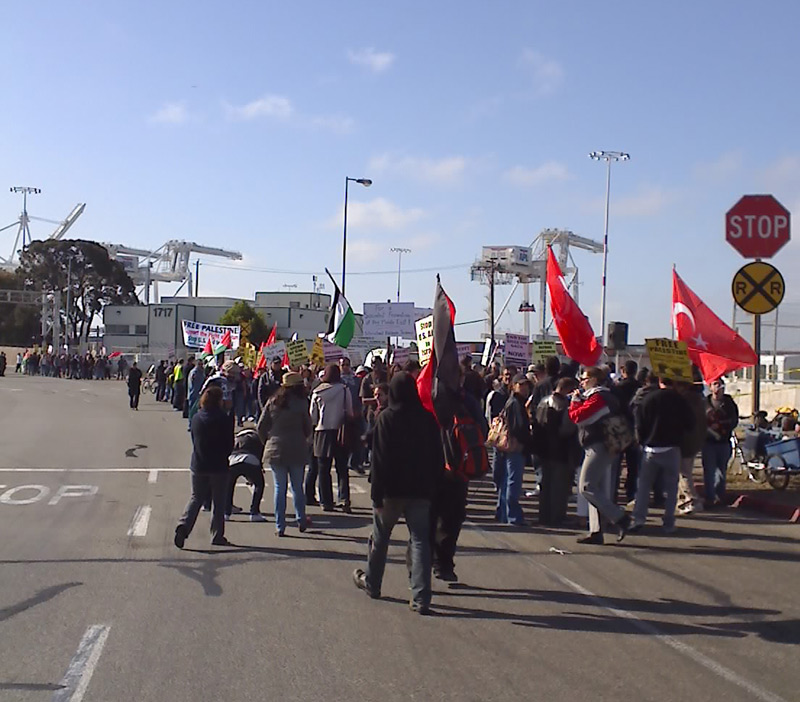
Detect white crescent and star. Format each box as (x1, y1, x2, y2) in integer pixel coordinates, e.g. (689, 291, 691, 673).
(672, 302, 709, 350)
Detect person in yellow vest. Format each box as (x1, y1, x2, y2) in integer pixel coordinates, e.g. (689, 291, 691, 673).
(172, 359, 186, 411)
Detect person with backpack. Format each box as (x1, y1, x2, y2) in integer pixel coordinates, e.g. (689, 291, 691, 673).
(429, 371, 489, 582)
(491, 373, 533, 527)
(569, 366, 632, 544)
(629, 377, 695, 534)
(536, 376, 580, 526)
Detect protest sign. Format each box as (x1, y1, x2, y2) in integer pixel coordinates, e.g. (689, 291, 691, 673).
(310, 337, 325, 367)
(531, 340, 559, 362)
(285, 339, 309, 367)
(645, 338, 693, 382)
(415, 315, 434, 365)
(504, 333, 529, 367)
(181, 320, 241, 350)
(363, 302, 416, 338)
(262, 340, 286, 362)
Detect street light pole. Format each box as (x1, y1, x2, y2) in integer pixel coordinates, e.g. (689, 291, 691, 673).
(390, 247, 411, 302)
(342, 176, 372, 296)
(589, 150, 629, 347)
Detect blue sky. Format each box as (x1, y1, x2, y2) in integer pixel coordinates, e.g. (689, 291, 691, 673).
(2, 1, 800, 343)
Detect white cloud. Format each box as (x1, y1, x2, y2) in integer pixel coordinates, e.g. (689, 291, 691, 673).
(519, 49, 564, 96)
(504, 161, 570, 186)
(693, 151, 743, 181)
(328, 197, 426, 230)
(613, 186, 672, 217)
(224, 94, 293, 121)
(148, 102, 189, 125)
(347, 47, 395, 73)
(368, 153, 468, 184)
(309, 114, 355, 134)
(346, 232, 438, 264)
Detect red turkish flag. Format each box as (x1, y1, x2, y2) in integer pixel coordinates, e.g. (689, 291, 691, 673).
(254, 342, 268, 376)
(672, 269, 757, 382)
(266, 322, 277, 347)
(546, 246, 603, 366)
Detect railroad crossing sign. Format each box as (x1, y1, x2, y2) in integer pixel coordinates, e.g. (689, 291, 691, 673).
(731, 261, 785, 315)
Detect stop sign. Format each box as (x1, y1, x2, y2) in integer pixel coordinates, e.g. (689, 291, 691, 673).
(726, 194, 791, 258)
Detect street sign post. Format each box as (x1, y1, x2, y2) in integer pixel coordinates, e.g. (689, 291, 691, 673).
(726, 194, 791, 415)
(725, 194, 791, 259)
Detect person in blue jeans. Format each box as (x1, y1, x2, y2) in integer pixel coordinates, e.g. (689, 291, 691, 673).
(701, 378, 739, 507)
(495, 374, 534, 526)
(257, 371, 312, 536)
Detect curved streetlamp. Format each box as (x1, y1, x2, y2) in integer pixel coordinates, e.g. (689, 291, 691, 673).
(342, 177, 372, 295)
(588, 151, 629, 346)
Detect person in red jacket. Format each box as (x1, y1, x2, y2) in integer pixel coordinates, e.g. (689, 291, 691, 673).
(569, 366, 631, 545)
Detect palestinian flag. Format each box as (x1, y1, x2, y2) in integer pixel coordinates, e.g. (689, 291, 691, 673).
(214, 328, 232, 356)
(417, 276, 460, 427)
(200, 338, 213, 359)
(325, 279, 355, 349)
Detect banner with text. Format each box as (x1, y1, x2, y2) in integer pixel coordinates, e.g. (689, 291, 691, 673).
(181, 320, 241, 350)
(531, 340, 559, 362)
(363, 302, 416, 338)
(415, 315, 434, 365)
(504, 333, 530, 367)
(645, 338, 693, 382)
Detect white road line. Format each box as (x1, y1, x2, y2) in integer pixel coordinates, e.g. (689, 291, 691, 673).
(466, 522, 788, 702)
(127, 505, 151, 537)
(147, 469, 158, 484)
(52, 624, 111, 702)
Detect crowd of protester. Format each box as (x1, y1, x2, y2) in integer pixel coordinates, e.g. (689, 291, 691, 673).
(12, 348, 129, 380)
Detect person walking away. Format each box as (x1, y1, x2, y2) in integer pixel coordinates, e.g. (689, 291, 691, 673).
(675, 379, 707, 515)
(611, 360, 641, 503)
(630, 372, 665, 507)
(310, 364, 353, 512)
(530, 355, 561, 409)
(175, 385, 234, 548)
(536, 377, 580, 526)
(257, 371, 311, 536)
(630, 378, 694, 534)
(15, 352, 22, 373)
(127, 362, 143, 410)
(187, 359, 206, 431)
(225, 427, 267, 522)
(701, 378, 739, 508)
(494, 373, 534, 526)
(569, 366, 632, 544)
(172, 359, 186, 411)
(340, 358, 365, 474)
(352, 372, 444, 615)
(0, 351, 6, 377)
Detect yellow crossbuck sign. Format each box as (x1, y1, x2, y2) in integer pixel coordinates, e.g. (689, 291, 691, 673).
(731, 261, 785, 315)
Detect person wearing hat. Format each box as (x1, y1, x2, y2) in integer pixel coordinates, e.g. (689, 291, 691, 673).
(258, 356, 286, 411)
(258, 371, 312, 535)
(494, 373, 535, 526)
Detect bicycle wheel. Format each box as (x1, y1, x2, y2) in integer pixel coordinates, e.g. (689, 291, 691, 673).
(748, 460, 768, 483)
(766, 455, 791, 491)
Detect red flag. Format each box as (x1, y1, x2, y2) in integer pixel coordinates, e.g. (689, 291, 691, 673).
(417, 276, 459, 424)
(220, 329, 232, 349)
(672, 269, 756, 382)
(201, 338, 213, 357)
(254, 342, 268, 376)
(266, 322, 277, 347)
(546, 246, 603, 366)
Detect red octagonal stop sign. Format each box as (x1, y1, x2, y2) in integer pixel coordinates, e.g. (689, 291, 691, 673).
(726, 194, 791, 258)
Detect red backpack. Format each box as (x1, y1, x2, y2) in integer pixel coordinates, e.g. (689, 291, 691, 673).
(444, 411, 490, 481)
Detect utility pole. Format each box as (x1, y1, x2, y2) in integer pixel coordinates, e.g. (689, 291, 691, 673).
(489, 260, 496, 344)
(195, 260, 200, 297)
(65, 258, 72, 352)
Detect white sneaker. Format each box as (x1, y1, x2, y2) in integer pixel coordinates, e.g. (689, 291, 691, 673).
(677, 505, 694, 515)
(250, 513, 267, 522)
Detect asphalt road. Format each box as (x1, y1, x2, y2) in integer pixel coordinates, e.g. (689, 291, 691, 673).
(0, 374, 798, 702)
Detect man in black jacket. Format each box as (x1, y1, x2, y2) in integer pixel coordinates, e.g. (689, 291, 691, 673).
(353, 372, 444, 615)
(630, 378, 694, 533)
(127, 362, 143, 410)
(611, 360, 641, 502)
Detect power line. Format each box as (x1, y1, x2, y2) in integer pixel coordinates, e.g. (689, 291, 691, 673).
(198, 261, 470, 277)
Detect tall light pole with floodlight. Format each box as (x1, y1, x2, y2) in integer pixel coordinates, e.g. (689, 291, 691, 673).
(342, 176, 372, 296)
(390, 247, 411, 302)
(589, 150, 629, 347)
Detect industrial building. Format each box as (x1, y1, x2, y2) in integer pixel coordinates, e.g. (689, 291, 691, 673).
(103, 291, 333, 357)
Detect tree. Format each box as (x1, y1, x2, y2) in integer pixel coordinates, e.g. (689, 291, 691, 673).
(219, 301, 269, 347)
(0, 269, 40, 346)
(17, 239, 139, 343)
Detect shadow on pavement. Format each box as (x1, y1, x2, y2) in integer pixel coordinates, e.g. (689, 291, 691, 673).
(0, 581, 82, 623)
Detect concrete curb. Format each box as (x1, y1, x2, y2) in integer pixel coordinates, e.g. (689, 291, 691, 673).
(727, 492, 800, 523)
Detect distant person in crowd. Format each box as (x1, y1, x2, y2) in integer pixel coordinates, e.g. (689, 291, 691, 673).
(257, 371, 312, 536)
(0, 351, 6, 377)
(461, 354, 485, 404)
(340, 357, 365, 474)
(569, 366, 632, 545)
(310, 363, 353, 513)
(630, 378, 694, 534)
(352, 372, 444, 615)
(258, 356, 285, 410)
(536, 376, 580, 526)
(631, 372, 665, 507)
(675, 379, 708, 515)
(187, 359, 206, 430)
(155, 361, 168, 402)
(701, 378, 739, 508)
(494, 373, 533, 526)
(530, 356, 561, 409)
(611, 360, 642, 503)
(402, 359, 421, 380)
(172, 359, 186, 411)
(225, 426, 267, 522)
(116, 355, 128, 380)
(15, 352, 22, 373)
(175, 385, 234, 548)
(127, 362, 143, 410)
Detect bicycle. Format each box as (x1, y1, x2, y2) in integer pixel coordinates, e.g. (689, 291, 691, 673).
(142, 376, 155, 394)
(730, 424, 799, 490)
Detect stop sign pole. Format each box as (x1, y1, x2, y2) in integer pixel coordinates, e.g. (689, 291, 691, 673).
(726, 194, 791, 414)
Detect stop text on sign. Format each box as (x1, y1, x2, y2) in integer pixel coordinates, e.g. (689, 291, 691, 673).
(727, 214, 789, 240)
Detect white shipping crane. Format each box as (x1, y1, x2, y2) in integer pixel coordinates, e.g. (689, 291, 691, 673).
(105, 239, 242, 303)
